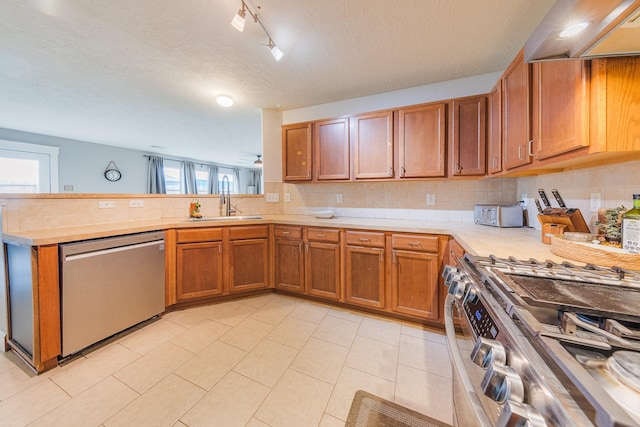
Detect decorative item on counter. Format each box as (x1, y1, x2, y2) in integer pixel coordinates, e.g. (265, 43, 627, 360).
(622, 194, 640, 253)
(594, 206, 625, 248)
(189, 199, 202, 218)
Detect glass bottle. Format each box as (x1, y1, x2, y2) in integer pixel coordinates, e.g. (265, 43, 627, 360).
(622, 194, 640, 253)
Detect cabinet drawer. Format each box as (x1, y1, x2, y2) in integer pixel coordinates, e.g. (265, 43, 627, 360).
(229, 225, 269, 240)
(274, 226, 302, 239)
(346, 231, 385, 248)
(307, 228, 340, 243)
(176, 228, 223, 243)
(391, 234, 439, 252)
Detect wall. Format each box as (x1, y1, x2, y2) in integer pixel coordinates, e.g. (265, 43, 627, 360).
(0, 202, 6, 350)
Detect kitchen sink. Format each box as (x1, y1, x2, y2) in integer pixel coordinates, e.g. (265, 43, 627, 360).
(186, 215, 263, 222)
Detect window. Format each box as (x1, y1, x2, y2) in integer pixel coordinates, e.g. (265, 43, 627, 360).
(218, 172, 236, 194)
(163, 160, 212, 194)
(195, 169, 208, 194)
(0, 140, 59, 193)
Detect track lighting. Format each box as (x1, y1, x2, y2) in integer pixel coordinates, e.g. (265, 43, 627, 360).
(231, 1, 283, 61)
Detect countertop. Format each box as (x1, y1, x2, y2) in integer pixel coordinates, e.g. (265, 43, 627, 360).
(1, 214, 566, 262)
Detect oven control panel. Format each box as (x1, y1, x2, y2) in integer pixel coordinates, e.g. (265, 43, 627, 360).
(463, 297, 500, 340)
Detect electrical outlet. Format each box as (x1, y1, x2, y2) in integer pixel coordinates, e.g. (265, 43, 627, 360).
(284, 192, 291, 202)
(590, 193, 601, 212)
(63, 185, 74, 191)
(336, 193, 343, 203)
(99, 200, 115, 209)
(426, 194, 436, 205)
(129, 199, 144, 208)
(266, 193, 279, 202)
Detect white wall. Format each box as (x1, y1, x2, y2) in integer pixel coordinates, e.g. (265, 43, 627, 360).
(0, 203, 7, 350)
(262, 109, 283, 183)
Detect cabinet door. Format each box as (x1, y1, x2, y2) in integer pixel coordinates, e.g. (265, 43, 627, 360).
(345, 245, 385, 308)
(228, 238, 269, 293)
(450, 96, 486, 176)
(305, 241, 341, 300)
(176, 242, 223, 300)
(315, 118, 350, 180)
(532, 60, 589, 160)
(502, 50, 532, 170)
(274, 238, 305, 293)
(488, 83, 502, 174)
(282, 123, 312, 181)
(391, 250, 439, 320)
(397, 103, 446, 178)
(352, 111, 394, 179)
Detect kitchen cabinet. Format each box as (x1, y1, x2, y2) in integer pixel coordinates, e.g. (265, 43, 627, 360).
(282, 122, 312, 181)
(390, 234, 440, 320)
(315, 118, 350, 180)
(488, 83, 502, 175)
(396, 103, 446, 178)
(273, 226, 305, 293)
(305, 227, 341, 300)
(352, 111, 394, 179)
(344, 231, 385, 309)
(502, 49, 532, 170)
(176, 228, 224, 301)
(228, 226, 270, 293)
(450, 95, 487, 177)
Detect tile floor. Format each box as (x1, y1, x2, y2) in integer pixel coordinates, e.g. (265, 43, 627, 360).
(0, 293, 453, 427)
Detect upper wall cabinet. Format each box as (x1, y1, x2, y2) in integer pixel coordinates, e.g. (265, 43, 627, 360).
(488, 83, 502, 175)
(450, 96, 487, 177)
(352, 111, 394, 179)
(282, 123, 312, 181)
(502, 50, 532, 171)
(397, 103, 446, 178)
(315, 118, 350, 180)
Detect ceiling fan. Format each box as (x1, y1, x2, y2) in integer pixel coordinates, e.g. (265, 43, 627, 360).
(238, 154, 263, 168)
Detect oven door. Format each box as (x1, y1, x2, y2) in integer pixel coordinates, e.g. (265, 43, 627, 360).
(444, 294, 494, 427)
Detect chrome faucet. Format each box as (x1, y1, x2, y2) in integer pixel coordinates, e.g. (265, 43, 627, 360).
(219, 175, 236, 216)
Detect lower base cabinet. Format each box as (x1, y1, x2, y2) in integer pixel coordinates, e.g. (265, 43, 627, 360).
(228, 226, 270, 293)
(305, 241, 341, 300)
(344, 231, 386, 308)
(176, 241, 223, 300)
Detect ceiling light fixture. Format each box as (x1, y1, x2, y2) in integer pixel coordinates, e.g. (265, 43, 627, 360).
(558, 21, 590, 38)
(216, 95, 234, 107)
(254, 154, 263, 168)
(230, 0, 283, 61)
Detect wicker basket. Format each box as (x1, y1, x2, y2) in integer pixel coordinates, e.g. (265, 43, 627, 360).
(550, 235, 640, 270)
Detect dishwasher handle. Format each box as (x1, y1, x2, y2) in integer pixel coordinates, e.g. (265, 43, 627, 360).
(63, 240, 164, 262)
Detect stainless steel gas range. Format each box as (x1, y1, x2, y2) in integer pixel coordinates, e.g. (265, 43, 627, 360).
(443, 254, 640, 427)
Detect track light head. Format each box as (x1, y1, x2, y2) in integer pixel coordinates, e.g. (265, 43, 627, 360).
(268, 39, 283, 61)
(231, 6, 246, 32)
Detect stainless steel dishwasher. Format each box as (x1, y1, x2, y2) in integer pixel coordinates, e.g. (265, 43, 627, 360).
(59, 231, 165, 357)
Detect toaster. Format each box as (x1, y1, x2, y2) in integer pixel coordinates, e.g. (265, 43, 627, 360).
(474, 204, 524, 227)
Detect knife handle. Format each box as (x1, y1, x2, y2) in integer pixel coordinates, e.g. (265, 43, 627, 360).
(535, 199, 543, 214)
(538, 189, 551, 207)
(551, 189, 566, 209)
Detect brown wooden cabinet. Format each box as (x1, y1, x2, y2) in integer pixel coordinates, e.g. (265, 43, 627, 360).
(396, 103, 446, 178)
(228, 226, 270, 293)
(502, 49, 532, 171)
(488, 83, 502, 175)
(344, 231, 385, 308)
(274, 226, 305, 293)
(450, 96, 487, 177)
(176, 228, 224, 301)
(305, 228, 341, 300)
(315, 118, 350, 180)
(390, 234, 440, 320)
(352, 111, 394, 179)
(282, 122, 312, 181)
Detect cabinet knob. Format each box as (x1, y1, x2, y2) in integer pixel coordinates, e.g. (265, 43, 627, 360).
(400, 166, 406, 177)
(528, 139, 538, 157)
(455, 163, 462, 174)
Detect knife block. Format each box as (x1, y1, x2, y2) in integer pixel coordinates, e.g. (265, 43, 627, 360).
(537, 209, 590, 234)
(542, 223, 567, 244)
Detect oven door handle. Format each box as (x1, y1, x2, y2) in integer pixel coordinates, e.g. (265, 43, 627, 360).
(444, 294, 493, 427)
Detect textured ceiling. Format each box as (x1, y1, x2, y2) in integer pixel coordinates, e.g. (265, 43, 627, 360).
(0, 0, 555, 167)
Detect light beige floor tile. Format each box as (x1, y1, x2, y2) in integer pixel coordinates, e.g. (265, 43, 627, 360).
(345, 336, 398, 381)
(325, 366, 395, 421)
(207, 300, 259, 327)
(117, 319, 186, 355)
(0, 380, 69, 427)
(266, 316, 317, 349)
(219, 318, 274, 351)
(50, 344, 140, 396)
(249, 298, 299, 325)
(320, 413, 347, 427)
(29, 376, 138, 427)
(170, 320, 231, 354)
(290, 337, 348, 385)
(181, 371, 270, 427)
(357, 316, 402, 346)
(327, 307, 363, 324)
(114, 343, 194, 394)
(175, 340, 246, 390)
(162, 304, 217, 328)
(233, 339, 298, 387)
(399, 335, 452, 378)
(172, 421, 188, 427)
(245, 418, 270, 427)
(312, 315, 360, 348)
(288, 302, 329, 324)
(236, 293, 276, 308)
(104, 374, 205, 427)
(400, 323, 447, 345)
(0, 350, 24, 375)
(395, 365, 453, 425)
(0, 363, 51, 401)
(255, 369, 333, 427)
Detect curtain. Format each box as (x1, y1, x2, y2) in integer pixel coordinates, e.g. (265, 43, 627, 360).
(207, 164, 219, 194)
(182, 161, 197, 194)
(250, 169, 262, 194)
(233, 168, 240, 194)
(147, 156, 166, 194)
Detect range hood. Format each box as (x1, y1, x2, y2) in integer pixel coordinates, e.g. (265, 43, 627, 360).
(524, 0, 640, 62)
